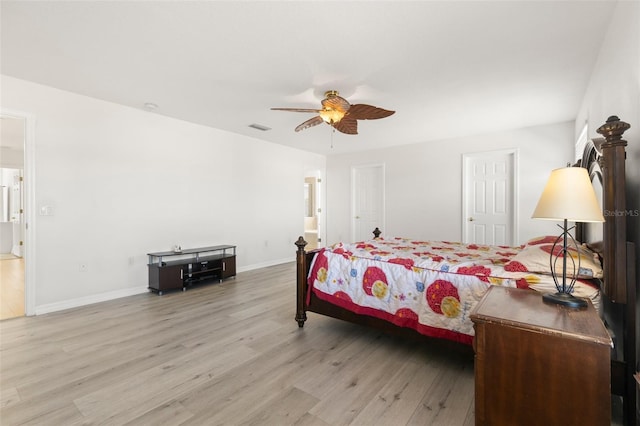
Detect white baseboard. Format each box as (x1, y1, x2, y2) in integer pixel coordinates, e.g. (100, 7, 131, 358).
(35, 286, 149, 315)
(33, 258, 295, 315)
(236, 257, 293, 273)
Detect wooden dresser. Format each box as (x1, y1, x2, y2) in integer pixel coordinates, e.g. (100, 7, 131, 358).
(470, 286, 612, 426)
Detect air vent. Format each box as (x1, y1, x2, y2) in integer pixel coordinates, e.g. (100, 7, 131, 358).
(249, 123, 271, 131)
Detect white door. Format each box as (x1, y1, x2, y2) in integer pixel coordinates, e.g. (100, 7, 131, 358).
(462, 150, 517, 246)
(351, 164, 384, 242)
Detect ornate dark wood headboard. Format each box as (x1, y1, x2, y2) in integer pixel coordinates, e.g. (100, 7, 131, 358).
(577, 115, 631, 302)
(597, 116, 631, 302)
(577, 115, 637, 425)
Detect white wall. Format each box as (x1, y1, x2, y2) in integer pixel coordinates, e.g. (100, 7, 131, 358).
(325, 122, 574, 246)
(1, 75, 325, 313)
(575, 1, 639, 271)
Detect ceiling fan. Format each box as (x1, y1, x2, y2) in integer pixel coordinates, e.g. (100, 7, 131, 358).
(271, 90, 395, 135)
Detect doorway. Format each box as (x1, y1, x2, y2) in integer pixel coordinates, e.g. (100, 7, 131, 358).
(304, 176, 320, 250)
(462, 150, 517, 246)
(0, 116, 26, 319)
(351, 164, 385, 242)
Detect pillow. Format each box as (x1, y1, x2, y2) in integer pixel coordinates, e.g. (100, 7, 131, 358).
(525, 235, 560, 246)
(584, 240, 604, 256)
(504, 242, 603, 279)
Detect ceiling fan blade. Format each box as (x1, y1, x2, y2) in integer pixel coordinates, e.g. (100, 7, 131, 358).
(295, 116, 324, 132)
(321, 95, 350, 113)
(271, 107, 321, 113)
(333, 118, 358, 135)
(345, 104, 395, 120)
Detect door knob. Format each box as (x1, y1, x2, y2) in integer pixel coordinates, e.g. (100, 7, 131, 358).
(468, 217, 475, 222)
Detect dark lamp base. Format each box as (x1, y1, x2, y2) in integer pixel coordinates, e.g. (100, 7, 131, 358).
(542, 292, 588, 309)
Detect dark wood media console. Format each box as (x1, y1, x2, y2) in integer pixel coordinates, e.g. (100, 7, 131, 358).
(147, 245, 236, 295)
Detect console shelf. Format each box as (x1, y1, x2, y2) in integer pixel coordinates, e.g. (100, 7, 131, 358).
(147, 245, 236, 295)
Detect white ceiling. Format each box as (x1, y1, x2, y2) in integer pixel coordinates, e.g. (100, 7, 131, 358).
(0, 1, 617, 155)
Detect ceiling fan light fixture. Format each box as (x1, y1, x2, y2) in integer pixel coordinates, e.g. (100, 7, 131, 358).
(319, 109, 344, 124)
(271, 89, 394, 135)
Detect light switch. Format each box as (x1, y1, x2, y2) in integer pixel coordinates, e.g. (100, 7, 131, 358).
(39, 205, 53, 216)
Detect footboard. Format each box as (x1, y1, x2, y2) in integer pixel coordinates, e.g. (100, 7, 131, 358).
(295, 228, 382, 328)
(295, 236, 317, 327)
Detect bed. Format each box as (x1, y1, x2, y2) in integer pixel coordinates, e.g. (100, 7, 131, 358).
(294, 115, 637, 424)
(301, 235, 603, 346)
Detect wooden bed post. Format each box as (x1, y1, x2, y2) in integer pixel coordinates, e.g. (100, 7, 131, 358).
(295, 236, 308, 327)
(595, 116, 637, 425)
(597, 115, 630, 303)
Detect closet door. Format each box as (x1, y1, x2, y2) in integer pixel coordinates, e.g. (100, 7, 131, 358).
(462, 150, 516, 246)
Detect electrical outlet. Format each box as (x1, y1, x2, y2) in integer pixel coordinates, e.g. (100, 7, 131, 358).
(128, 256, 135, 266)
(79, 263, 88, 272)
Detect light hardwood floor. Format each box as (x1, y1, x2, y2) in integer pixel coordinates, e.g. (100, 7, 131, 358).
(0, 262, 476, 425)
(0, 257, 25, 320)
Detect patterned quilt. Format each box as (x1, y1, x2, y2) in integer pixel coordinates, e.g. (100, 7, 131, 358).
(307, 237, 599, 345)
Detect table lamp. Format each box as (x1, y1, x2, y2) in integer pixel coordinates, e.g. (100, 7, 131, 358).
(531, 167, 605, 308)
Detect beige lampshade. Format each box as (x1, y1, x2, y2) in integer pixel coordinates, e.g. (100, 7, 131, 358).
(532, 167, 605, 223)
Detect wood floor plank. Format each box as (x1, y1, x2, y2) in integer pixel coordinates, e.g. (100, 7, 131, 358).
(17, 403, 86, 426)
(1, 344, 192, 424)
(349, 345, 443, 425)
(0, 258, 25, 320)
(292, 412, 333, 426)
(72, 333, 260, 423)
(306, 334, 428, 425)
(235, 386, 319, 426)
(122, 400, 194, 426)
(406, 351, 475, 426)
(0, 386, 20, 409)
(0, 261, 484, 425)
(292, 328, 385, 399)
(176, 345, 309, 424)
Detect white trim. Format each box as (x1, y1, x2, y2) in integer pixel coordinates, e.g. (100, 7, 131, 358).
(317, 169, 326, 248)
(461, 149, 519, 246)
(237, 257, 293, 273)
(575, 122, 588, 162)
(34, 257, 294, 315)
(1, 108, 36, 316)
(303, 169, 326, 248)
(35, 286, 149, 315)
